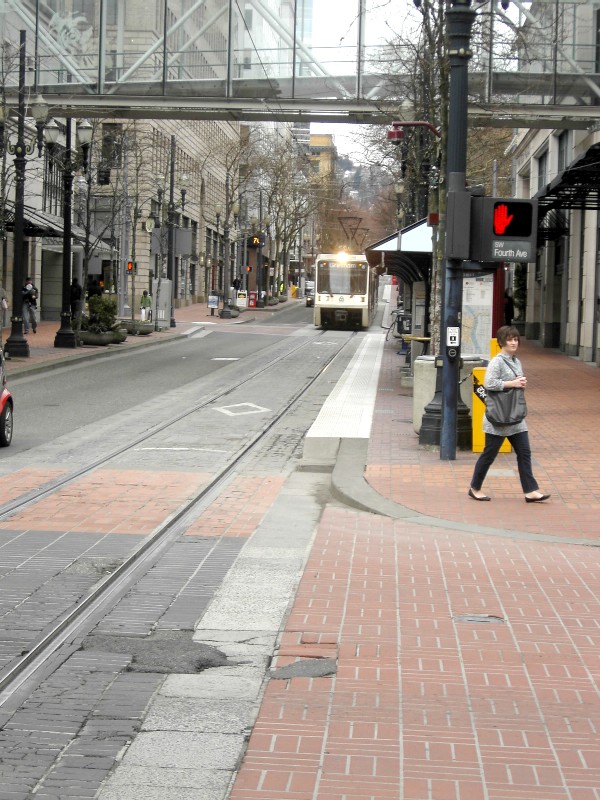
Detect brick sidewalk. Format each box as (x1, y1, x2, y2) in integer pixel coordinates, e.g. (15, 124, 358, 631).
(226, 336, 600, 800)
(366, 337, 600, 540)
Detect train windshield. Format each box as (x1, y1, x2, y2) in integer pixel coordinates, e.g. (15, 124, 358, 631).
(316, 259, 368, 295)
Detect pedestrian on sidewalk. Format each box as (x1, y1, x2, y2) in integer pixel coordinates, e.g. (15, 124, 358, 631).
(140, 290, 152, 321)
(469, 325, 550, 504)
(0, 283, 8, 329)
(70, 277, 83, 320)
(87, 279, 102, 299)
(21, 277, 38, 334)
(504, 290, 515, 325)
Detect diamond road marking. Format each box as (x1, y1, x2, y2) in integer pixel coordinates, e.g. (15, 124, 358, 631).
(216, 402, 270, 417)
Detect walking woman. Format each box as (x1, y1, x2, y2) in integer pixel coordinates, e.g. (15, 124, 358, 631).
(469, 325, 550, 503)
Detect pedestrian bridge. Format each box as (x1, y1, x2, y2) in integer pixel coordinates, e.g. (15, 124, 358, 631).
(3, 0, 600, 128)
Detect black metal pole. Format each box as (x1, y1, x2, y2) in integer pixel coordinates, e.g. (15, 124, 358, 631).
(5, 31, 30, 358)
(221, 174, 232, 318)
(440, 0, 476, 460)
(167, 135, 176, 327)
(54, 118, 77, 348)
(256, 191, 264, 308)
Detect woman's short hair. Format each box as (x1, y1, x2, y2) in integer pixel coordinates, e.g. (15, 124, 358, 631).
(496, 325, 520, 346)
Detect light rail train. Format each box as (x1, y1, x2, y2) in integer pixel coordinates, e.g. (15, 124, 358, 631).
(312, 252, 377, 329)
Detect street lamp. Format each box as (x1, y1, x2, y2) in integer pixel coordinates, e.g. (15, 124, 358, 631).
(394, 181, 405, 228)
(3, 30, 49, 358)
(214, 203, 222, 295)
(221, 175, 232, 319)
(159, 135, 188, 327)
(44, 118, 93, 349)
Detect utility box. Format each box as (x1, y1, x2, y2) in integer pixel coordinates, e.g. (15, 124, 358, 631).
(152, 279, 171, 329)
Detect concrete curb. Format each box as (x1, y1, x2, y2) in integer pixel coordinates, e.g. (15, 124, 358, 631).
(330, 438, 599, 547)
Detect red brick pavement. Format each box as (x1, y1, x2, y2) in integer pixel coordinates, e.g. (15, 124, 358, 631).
(228, 337, 600, 800)
(366, 337, 600, 540)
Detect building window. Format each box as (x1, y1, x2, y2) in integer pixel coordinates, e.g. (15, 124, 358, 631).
(557, 130, 570, 173)
(537, 150, 548, 190)
(101, 123, 122, 168)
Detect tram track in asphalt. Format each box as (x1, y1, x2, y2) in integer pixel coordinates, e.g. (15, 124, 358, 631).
(0, 327, 343, 521)
(0, 329, 357, 712)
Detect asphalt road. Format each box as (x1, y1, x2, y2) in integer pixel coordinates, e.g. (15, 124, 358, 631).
(6, 304, 315, 456)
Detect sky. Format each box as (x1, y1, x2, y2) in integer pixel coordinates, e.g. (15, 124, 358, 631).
(310, 123, 370, 161)
(307, 0, 404, 163)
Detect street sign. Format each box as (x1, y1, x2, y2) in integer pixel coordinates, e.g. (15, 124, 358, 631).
(470, 197, 538, 264)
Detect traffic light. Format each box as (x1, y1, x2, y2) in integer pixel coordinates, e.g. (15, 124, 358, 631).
(470, 197, 538, 264)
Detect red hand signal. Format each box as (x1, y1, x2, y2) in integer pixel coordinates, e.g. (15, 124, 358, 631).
(493, 203, 513, 235)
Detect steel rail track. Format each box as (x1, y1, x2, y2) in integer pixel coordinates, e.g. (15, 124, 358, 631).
(0, 331, 356, 705)
(0, 328, 335, 521)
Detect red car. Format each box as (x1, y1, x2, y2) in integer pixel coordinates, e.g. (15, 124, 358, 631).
(0, 347, 13, 447)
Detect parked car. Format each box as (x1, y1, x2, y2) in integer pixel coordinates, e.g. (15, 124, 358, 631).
(0, 347, 13, 447)
(305, 280, 315, 308)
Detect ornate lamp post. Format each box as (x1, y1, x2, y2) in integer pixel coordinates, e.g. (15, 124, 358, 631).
(394, 181, 405, 229)
(157, 136, 188, 327)
(44, 118, 93, 348)
(3, 30, 49, 358)
(214, 203, 222, 295)
(221, 175, 232, 319)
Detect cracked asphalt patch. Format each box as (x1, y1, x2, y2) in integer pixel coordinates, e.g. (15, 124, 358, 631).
(270, 657, 338, 679)
(83, 629, 230, 673)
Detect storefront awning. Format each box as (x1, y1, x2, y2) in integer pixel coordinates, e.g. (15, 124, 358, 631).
(535, 142, 600, 216)
(4, 204, 111, 252)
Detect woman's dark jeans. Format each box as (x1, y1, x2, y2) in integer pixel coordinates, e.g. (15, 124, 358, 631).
(471, 431, 539, 494)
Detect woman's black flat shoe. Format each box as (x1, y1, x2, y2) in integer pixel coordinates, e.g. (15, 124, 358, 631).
(525, 494, 551, 503)
(469, 488, 491, 501)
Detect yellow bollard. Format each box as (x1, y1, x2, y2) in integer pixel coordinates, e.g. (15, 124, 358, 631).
(490, 337, 501, 358)
(472, 368, 511, 453)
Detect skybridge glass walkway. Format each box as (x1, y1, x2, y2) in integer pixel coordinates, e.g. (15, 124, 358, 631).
(1, 0, 599, 125)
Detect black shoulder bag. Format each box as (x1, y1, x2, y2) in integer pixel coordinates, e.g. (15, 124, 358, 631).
(484, 359, 528, 426)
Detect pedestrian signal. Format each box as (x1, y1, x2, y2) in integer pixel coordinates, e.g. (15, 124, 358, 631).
(469, 197, 538, 264)
(127, 261, 134, 274)
(246, 265, 252, 273)
(492, 201, 533, 237)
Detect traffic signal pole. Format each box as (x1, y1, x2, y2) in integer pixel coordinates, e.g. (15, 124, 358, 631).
(440, 0, 477, 461)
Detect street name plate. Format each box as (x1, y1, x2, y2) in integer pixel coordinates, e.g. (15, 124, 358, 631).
(490, 239, 534, 262)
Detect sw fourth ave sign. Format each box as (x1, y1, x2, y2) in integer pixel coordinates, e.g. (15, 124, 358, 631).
(491, 239, 535, 261)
